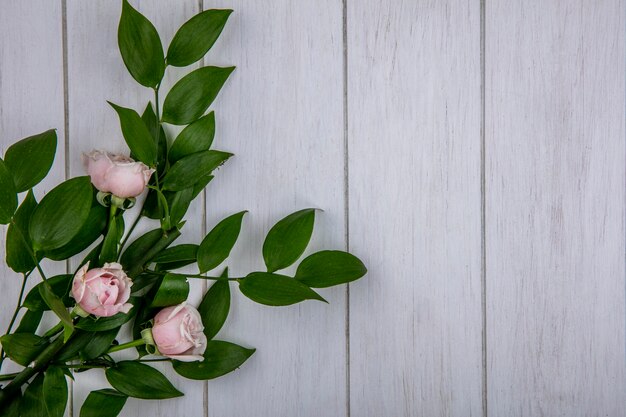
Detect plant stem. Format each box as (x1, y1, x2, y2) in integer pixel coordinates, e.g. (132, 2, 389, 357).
(0, 270, 33, 371)
(0, 372, 18, 382)
(107, 339, 145, 354)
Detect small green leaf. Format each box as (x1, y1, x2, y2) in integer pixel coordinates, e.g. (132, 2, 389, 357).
(153, 244, 198, 265)
(6, 190, 38, 273)
(0, 388, 21, 417)
(120, 228, 162, 271)
(23, 274, 73, 311)
(162, 66, 235, 125)
(262, 208, 316, 272)
(15, 309, 43, 334)
(45, 203, 108, 261)
(162, 150, 232, 191)
(150, 273, 190, 307)
(198, 211, 246, 272)
(106, 361, 183, 399)
(20, 374, 46, 417)
(4, 129, 57, 192)
(167, 9, 233, 67)
(79, 389, 128, 417)
(0, 333, 47, 366)
(118, 0, 165, 88)
(199, 274, 230, 340)
(81, 328, 119, 360)
(141, 102, 167, 174)
(173, 340, 254, 380)
(0, 158, 17, 224)
(169, 187, 194, 225)
(43, 366, 68, 417)
(169, 112, 216, 163)
(39, 281, 74, 338)
(295, 250, 367, 288)
(239, 272, 326, 306)
(55, 330, 95, 362)
(75, 299, 136, 332)
(29, 176, 93, 251)
(100, 214, 124, 264)
(109, 102, 157, 165)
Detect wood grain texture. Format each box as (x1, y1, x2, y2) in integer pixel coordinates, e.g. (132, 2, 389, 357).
(65, 1, 204, 416)
(347, 1, 484, 416)
(485, 1, 626, 415)
(202, 1, 347, 416)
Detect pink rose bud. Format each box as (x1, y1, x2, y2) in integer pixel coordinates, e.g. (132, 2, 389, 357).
(71, 262, 133, 317)
(152, 303, 207, 362)
(82, 150, 154, 198)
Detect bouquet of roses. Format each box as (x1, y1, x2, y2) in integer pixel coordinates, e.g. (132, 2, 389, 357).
(0, 3, 366, 416)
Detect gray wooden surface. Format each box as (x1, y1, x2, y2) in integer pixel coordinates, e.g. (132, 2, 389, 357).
(0, 1, 624, 416)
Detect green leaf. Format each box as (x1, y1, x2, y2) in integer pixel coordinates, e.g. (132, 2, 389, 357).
(100, 214, 124, 264)
(162, 66, 235, 125)
(80, 389, 128, 417)
(169, 187, 194, 225)
(153, 243, 198, 265)
(4, 129, 57, 192)
(198, 274, 230, 339)
(262, 208, 316, 272)
(43, 366, 68, 417)
(239, 272, 327, 306)
(162, 150, 232, 191)
(56, 330, 94, 362)
(0, 158, 17, 224)
(39, 281, 74, 339)
(169, 112, 215, 163)
(295, 250, 367, 288)
(167, 9, 233, 67)
(117, 0, 164, 88)
(141, 102, 167, 174)
(45, 203, 108, 261)
(81, 328, 119, 360)
(108, 102, 157, 165)
(197, 211, 246, 272)
(23, 274, 73, 311)
(0, 333, 47, 366)
(20, 373, 46, 417)
(151, 273, 190, 307)
(120, 228, 162, 271)
(15, 309, 43, 334)
(0, 388, 21, 417)
(106, 361, 183, 399)
(29, 176, 92, 251)
(173, 340, 254, 380)
(75, 299, 136, 332)
(6, 190, 38, 273)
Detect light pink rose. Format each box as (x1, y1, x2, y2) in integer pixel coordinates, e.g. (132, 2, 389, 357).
(82, 150, 154, 198)
(152, 303, 207, 362)
(71, 262, 133, 317)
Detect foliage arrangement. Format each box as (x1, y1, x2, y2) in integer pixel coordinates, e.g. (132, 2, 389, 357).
(0, 2, 366, 416)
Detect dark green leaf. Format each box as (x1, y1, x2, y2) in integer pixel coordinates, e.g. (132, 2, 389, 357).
(198, 211, 246, 272)
(141, 102, 167, 174)
(81, 328, 119, 360)
(29, 176, 92, 251)
(100, 214, 123, 264)
(239, 272, 326, 306)
(106, 361, 183, 399)
(108, 102, 157, 165)
(262, 208, 316, 272)
(45, 203, 108, 261)
(0, 388, 21, 417)
(0, 333, 47, 366)
(0, 158, 17, 224)
(76, 299, 136, 332)
(151, 273, 189, 307)
(15, 309, 43, 333)
(173, 340, 254, 380)
(295, 250, 367, 288)
(192, 174, 213, 199)
(167, 9, 232, 67)
(43, 366, 68, 417)
(23, 274, 73, 311)
(153, 244, 198, 264)
(20, 373, 46, 417)
(162, 66, 235, 125)
(162, 150, 232, 191)
(80, 389, 128, 417)
(120, 228, 162, 271)
(199, 274, 230, 339)
(4, 129, 57, 192)
(39, 281, 74, 338)
(130, 273, 161, 295)
(169, 112, 215, 163)
(56, 331, 95, 362)
(169, 187, 194, 225)
(118, 0, 164, 88)
(6, 190, 38, 273)
(132, 297, 154, 357)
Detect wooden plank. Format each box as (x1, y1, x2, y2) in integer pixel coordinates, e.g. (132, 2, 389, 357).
(485, 1, 626, 415)
(65, 1, 205, 416)
(202, 1, 347, 416)
(347, 1, 483, 415)
(0, 0, 67, 397)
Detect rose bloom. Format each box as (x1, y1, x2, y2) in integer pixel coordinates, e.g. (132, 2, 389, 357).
(152, 303, 207, 362)
(71, 262, 133, 317)
(82, 150, 154, 198)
